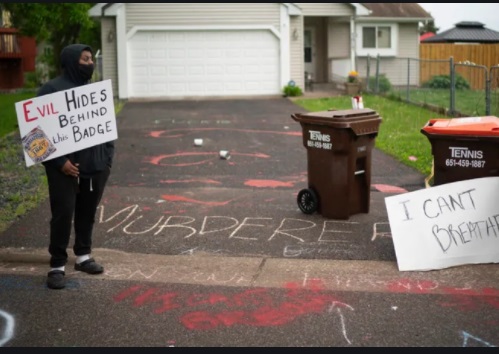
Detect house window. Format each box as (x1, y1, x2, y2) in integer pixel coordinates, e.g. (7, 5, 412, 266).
(356, 23, 398, 57)
(304, 30, 312, 63)
(362, 26, 391, 49)
(362, 27, 376, 48)
(378, 27, 392, 48)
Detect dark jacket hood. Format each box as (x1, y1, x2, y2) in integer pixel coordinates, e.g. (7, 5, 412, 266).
(61, 44, 93, 86)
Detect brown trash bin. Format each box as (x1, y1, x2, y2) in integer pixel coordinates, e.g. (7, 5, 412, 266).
(421, 116, 499, 186)
(291, 108, 382, 220)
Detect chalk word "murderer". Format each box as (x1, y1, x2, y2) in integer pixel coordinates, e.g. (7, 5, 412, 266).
(98, 205, 377, 242)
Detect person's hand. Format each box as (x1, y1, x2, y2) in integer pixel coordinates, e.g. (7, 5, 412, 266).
(61, 160, 79, 177)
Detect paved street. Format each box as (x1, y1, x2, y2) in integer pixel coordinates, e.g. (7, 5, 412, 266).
(0, 97, 497, 347)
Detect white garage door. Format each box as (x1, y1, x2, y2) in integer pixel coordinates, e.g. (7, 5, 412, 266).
(128, 30, 281, 98)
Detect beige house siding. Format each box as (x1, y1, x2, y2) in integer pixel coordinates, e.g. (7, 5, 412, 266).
(125, 3, 281, 31)
(294, 3, 354, 17)
(398, 23, 421, 86)
(327, 21, 351, 82)
(356, 23, 421, 86)
(290, 16, 304, 89)
(101, 17, 119, 97)
(328, 21, 350, 58)
(398, 23, 419, 59)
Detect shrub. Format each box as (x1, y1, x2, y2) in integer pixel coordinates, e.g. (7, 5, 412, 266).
(368, 74, 392, 94)
(23, 69, 47, 89)
(23, 71, 40, 89)
(422, 74, 470, 90)
(283, 84, 303, 97)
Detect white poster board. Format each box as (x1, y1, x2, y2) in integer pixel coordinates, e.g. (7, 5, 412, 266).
(15, 80, 117, 167)
(385, 177, 499, 272)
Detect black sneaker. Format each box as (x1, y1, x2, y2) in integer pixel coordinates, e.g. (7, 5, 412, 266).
(47, 270, 66, 290)
(74, 258, 104, 274)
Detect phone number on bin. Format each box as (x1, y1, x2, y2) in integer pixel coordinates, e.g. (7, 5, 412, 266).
(445, 159, 486, 168)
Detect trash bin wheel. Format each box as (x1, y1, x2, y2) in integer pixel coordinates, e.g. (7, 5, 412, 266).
(297, 188, 319, 215)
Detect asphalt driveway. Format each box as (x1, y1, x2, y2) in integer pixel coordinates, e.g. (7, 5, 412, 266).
(1, 97, 497, 347)
(1, 98, 426, 261)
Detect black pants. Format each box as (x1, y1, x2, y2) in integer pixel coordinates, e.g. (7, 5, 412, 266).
(44, 165, 111, 268)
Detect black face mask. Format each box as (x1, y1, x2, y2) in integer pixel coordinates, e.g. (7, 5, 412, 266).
(78, 63, 94, 81)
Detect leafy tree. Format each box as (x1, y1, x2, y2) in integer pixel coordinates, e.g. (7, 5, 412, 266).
(419, 20, 439, 35)
(1, 3, 101, 78)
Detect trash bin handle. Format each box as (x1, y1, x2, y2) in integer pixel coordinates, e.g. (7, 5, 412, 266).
(426, 119, 438, 127)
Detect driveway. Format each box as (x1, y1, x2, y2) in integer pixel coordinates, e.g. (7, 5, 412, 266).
(1, 98, 425, 260)
(0, 98, 497, 347)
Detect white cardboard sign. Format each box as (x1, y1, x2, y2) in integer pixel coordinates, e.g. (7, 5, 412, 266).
(385, 177, 499, 272)
(15, 79, 117, 167)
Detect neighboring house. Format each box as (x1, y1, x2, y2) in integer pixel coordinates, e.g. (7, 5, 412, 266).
(1, 8, 9, 27)
(89, 3, 432, 100)
(419, 21, 499, 91)
(0, 9, 37, 90)
(420, 32, 435, 42)
(421, 22, 499, 44)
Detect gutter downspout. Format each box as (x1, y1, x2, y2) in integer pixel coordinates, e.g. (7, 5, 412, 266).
(101, 3, 114, 17)
(350, 15, 356, 72)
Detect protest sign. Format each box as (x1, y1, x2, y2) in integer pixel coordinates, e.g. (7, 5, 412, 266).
(385, 177, 499, 272)
(15, 79, 117, 167)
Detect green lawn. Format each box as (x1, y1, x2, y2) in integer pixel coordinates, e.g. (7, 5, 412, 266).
(0, 91, 36, 138)
(389, 88, 498, 117)
(293, 94, 445, 178)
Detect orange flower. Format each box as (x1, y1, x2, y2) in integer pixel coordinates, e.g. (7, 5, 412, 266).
(347, 71, 359, 83)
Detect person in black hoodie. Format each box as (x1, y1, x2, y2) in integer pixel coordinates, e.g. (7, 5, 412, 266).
(37, 44, 114, 289)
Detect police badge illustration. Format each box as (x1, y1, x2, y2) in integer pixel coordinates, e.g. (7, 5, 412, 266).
(21, 126, 57, 164)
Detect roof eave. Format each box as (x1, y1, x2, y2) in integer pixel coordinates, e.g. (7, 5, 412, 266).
(351, 3, 371, 16)
(283, 3, 302, 16)
(89, 3, 121, 18)
(88, 3, 106, 17)
(357, 16, 433, 23)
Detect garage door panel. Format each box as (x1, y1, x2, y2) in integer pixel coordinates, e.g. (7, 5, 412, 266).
(131, 51, 148, 60)
(150, 66, 167, 75)
(187, 49, 203, 57)
(151, 83, 167, 91)
(129, 30, 280, 98)
(149, 73, 168, 81)
(226, 50, 242, 58)
(131, 38, 150, 49)
(206, 49, 223, 59)
(170, 83, 186, 91)
(149, 50, 166, 59)
(189, 66, 205, 75)
(205, 66, 224, 75)
(189, 83, 206, 92)
(225, 82, 243, 90)
(168, 67, 185, 76)
(169, 33, 187, 41)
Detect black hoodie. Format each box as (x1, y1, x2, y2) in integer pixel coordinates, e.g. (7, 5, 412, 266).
(37, 44, 114, 178)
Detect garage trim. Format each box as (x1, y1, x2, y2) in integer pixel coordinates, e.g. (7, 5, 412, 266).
(126, 25, 281, 41)
(124, 25, 286, 99)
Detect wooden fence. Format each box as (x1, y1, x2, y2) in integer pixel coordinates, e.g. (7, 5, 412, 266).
(420, 43, 499, 90)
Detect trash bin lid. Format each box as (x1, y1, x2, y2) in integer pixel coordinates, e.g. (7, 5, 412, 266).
(291, 109, 382, 135)
(422, 116, 499, 136)
(293, 108, 378, 122)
